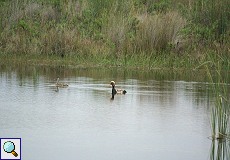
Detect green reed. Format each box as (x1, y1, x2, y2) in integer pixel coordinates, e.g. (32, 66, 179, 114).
(204, 55, 230, 140)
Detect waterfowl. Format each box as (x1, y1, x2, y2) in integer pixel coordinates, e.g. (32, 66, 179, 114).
(55, 78, 68, 87)
(110, 81, 117, 100)
(110, 81, 127, 99)
(116, 89, 127, 94)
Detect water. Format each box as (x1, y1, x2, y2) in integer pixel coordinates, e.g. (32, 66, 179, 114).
(0, 65, 225, 160)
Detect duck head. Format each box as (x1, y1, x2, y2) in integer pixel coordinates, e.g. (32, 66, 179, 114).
(110, 81, 115, 87)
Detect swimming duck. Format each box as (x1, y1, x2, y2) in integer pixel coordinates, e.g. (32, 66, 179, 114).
(55, 78, 68, 87)
(110, 81, 127, 96)
(116, 89, 127, 94)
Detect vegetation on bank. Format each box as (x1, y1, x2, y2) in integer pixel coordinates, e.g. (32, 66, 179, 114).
(0, 0, 229, 69)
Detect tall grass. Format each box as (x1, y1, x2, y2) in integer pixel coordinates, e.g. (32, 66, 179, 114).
(134, 11, 186, 53)
(0, 0, 229, 69)
(204, 57, 230, 140)
(0, 1, 186, 53)
(210, 93, 230, 140)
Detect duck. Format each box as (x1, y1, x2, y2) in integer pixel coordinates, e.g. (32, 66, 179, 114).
(55, 78, 68, 87)
(110, 81, 127, 95)
(110, 81, 117, 100)
(116, 89, 127, 94)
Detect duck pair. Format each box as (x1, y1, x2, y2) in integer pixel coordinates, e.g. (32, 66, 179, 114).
(54, 79, 127, 97)
(110, 81, 127, 99)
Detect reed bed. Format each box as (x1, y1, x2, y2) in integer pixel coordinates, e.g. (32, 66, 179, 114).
(203, 58, 230, 140)
(211, 93, 230, 140)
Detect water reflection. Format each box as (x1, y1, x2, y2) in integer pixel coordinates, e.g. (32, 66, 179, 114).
(0, 64, 221, 82)
(210, 140, 230, 160)
(0, 64, 218, 160)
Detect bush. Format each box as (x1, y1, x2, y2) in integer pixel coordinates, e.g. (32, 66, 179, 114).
(188, 0, 230, 43)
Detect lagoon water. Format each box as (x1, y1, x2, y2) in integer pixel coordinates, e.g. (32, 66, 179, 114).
(0, 65, 224, 160)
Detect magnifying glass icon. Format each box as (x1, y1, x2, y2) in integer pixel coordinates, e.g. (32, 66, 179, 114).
(3, 141, 18, 157)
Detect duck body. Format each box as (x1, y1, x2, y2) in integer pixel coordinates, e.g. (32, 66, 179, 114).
(116, 89, 127, 94)
(55, 83, 69, 87)
(55, 78, 68, 87)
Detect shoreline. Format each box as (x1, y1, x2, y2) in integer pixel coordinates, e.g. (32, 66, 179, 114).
(1, 52, 229, 71)
(0, 53, 205, 70)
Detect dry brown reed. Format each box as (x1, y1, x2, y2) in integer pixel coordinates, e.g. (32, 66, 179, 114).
(134, 11, 186, 53)
(104, 13, 129, 56)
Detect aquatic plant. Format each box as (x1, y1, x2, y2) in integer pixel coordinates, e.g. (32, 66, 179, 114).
(204, 57, 230, 140)
(211, 94, 230, 140)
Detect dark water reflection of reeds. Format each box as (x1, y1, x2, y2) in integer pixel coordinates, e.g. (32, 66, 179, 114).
(0, 63, 217, 82)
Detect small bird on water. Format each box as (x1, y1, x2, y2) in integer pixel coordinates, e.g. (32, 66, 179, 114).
(55, 78, 69, 87)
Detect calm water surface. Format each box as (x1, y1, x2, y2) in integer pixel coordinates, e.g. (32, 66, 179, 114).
(0, 65, 222, 160)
